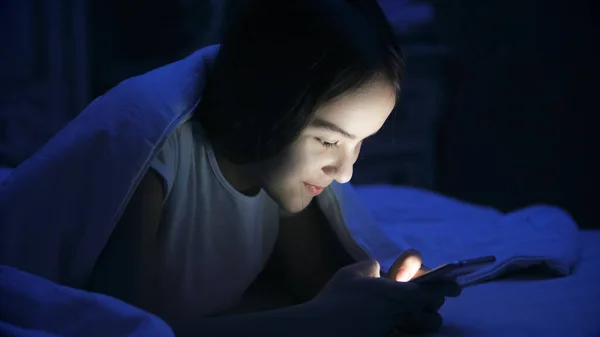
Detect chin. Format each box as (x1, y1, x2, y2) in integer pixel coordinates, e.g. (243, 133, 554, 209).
(278, 194, 314, 214)
(262, 183, 315, 214)
(282, 199, 313, 214)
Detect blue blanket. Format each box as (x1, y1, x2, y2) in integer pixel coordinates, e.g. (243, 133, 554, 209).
(0, 265, 173, 337)
(0, 45, 218, 337)
(0, 45, 219, 288)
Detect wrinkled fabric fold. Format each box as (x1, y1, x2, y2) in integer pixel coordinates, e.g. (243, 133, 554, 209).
(340, 185, 582, 286)
(0, 45, 219, 288)
(0, 265, 174, 337)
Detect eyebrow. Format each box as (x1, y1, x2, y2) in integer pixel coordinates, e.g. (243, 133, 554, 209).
(310, 118, 357, 140)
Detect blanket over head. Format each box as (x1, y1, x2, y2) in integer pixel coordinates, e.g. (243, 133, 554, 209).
(0, 46, 219, 288)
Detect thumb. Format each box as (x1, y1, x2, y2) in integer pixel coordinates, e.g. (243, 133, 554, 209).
(388, 249, 423, 282)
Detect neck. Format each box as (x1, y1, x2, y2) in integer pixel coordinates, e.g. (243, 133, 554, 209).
(214, 151, 261, 196)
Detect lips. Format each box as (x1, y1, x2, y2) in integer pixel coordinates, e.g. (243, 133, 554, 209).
(303, 182, 325, 196)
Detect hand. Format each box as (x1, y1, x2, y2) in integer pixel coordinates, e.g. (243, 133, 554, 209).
(310, 260, 460, 337)
(386, 249, 461, 334)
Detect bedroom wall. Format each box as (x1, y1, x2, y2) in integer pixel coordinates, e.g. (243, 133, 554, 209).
(429, 1, 597, 229)
(0, 0, 89, 168)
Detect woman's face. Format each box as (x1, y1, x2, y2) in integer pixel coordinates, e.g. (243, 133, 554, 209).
(255, 77, 396, 213)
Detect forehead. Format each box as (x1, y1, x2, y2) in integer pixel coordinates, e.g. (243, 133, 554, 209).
(312, 79, 397, 138)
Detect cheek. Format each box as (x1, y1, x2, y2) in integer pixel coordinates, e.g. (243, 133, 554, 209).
(349, 141, 362, 164)
(275, 140, 326, 178)
(355, 141, 363, 157)
(265, 143, 311, 178)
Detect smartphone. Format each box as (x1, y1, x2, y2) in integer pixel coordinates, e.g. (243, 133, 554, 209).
(410, 255, 497, 284)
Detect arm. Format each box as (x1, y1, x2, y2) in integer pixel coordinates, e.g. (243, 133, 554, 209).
(175, 301, 330, 337)
(272, 200, 356, 303)
(89, 168, 166, 315)
(89, 171, 330, 337)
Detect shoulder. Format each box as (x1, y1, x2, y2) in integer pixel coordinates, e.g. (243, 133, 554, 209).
(149, 121, 196, 196)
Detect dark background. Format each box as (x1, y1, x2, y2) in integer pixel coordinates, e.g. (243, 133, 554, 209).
(0, 0, 597, 228)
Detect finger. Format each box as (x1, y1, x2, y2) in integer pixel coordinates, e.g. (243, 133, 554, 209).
(371, 278, 434, 311)
(397, 312, 443, 334)
(426, 295, 445, 312)
(420, 280, 462, 298)
(343, 260, 381, 278)
(387, 249, 423, 282)
(410, 265, 431, 280)
(446, 281, 462, 297)
(368, 278, 457, 314)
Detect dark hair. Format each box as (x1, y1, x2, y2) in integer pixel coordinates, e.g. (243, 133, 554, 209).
(197, 0, 404, 164)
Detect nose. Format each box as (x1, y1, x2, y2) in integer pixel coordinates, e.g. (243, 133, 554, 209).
(323, 153, 355, 184)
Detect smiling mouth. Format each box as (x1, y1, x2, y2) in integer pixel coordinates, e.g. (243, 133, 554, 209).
(303, 182, 325, 196)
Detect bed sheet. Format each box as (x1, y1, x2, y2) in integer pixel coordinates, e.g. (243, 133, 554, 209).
(434, 230, 600, 337)
(354, 185, 600, 337)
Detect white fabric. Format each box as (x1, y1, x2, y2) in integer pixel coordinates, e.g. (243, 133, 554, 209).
(149, 120, 280, 317)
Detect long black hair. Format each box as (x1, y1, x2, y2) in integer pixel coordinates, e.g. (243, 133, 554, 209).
(197, 0, 404, 164)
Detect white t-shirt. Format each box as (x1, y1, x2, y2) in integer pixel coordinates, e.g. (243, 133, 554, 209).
(149, 119, 280, 318)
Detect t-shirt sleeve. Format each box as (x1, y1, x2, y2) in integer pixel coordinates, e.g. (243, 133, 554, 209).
(149, 127, 181, 199)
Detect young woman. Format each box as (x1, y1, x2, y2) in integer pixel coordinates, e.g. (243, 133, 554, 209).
(88, 0, 460, 336)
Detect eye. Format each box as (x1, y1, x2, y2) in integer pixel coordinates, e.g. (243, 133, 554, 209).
(316, 138, 339, 149)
